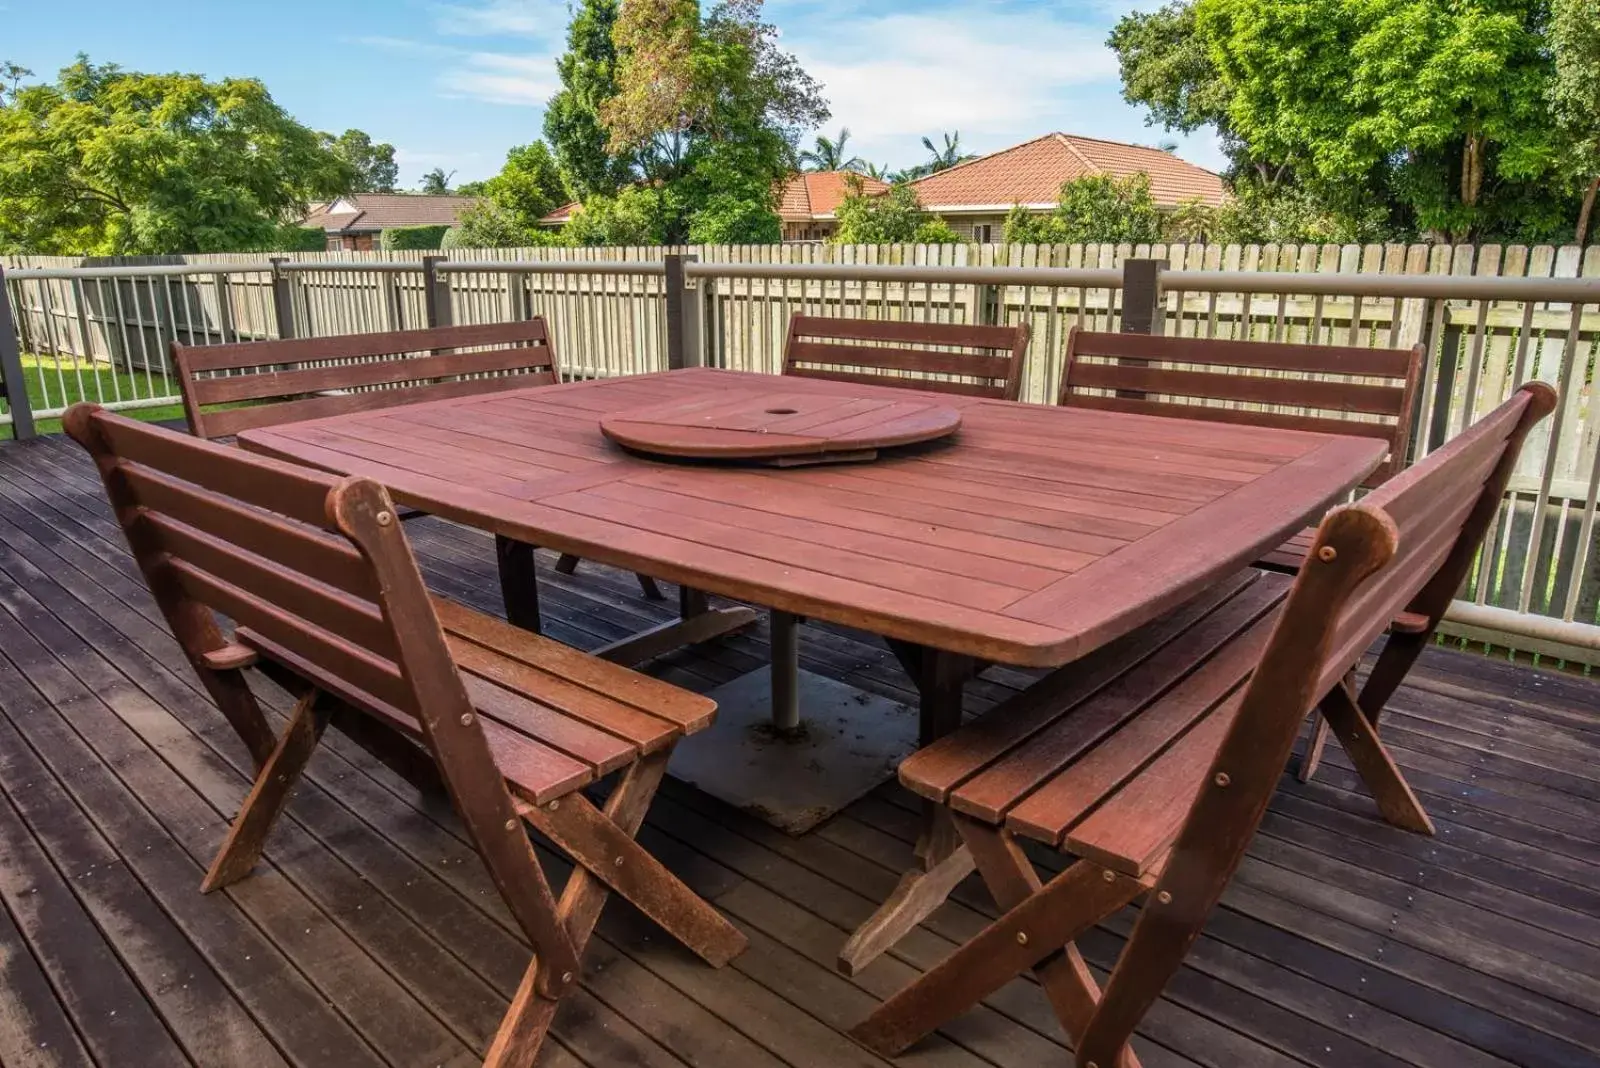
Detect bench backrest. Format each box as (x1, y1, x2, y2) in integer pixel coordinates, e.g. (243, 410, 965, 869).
(1079, 382, 1556, 1062)
(173, 319, 560, 439)
(62, 402, 573, 964)
(782, 315, 1030, 401)
(1059, 329, 1424, 485)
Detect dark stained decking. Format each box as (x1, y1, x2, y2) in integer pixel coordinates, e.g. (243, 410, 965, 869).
(0, 431, 1596, 1068)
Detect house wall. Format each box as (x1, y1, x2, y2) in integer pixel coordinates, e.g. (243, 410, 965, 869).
(782, 221, 834, 242)
(931, 212, 1015, 242)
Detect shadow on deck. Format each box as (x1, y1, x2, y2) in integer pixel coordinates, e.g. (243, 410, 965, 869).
(0, 433, 1596, 1068)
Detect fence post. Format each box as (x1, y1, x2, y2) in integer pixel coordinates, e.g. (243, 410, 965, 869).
(664, 253, 695, 370)
(0, 266, 37, 439)
(269, 257, 296, 340)
(1120, 258, 1165, 335)
(422, 256, 452, 328)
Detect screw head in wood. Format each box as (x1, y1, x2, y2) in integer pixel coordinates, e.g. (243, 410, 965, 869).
(548, 799, 560, 811)
(1317, 545, 1337, 562)
(1214, 772, 1231, 787)
(1157, 891, 1173, 905)
(376, 510, 394, 527)
(1016, 931, 1028, 945)
(1102, 869, 1116, 882)
(459, 713, 473, 726)
(504, 819, 517, 832)
(561, 972, 574, 984)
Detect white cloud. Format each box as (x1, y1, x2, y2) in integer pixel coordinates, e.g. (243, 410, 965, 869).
(437, 52, 560, 106)
(430, 0, 567, 37)
(786, 8, 1123, 167)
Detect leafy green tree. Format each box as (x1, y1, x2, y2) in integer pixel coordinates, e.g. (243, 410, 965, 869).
(1004, 174, 1164, 244)
(0, 56, 353, 254)
(1162, 181, 1393, 244)
(419, 168, 455, 195)
(486, 142, 569, 228)
(0, 62, 30, 104)
(831, 181, 955, 244)
(687, 193, 782, 242)
(800, 129, 862, 172)
(600, 0, 827, 241)
(327, 129, 398, 192)
(545, 0, 634, 199)
(443, 201, 564, 248)
(1197, 0, 1560, 240)
(563, 186, 672, 245)
(380, 224, 449, 250)
(1551, 0, 1600, 242)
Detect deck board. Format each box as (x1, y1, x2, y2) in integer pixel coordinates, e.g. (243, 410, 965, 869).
(0, 433, 1596, 1067)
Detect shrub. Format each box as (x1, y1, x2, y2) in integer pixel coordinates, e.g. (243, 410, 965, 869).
(271, 224, 328, 252)
(380, 224, 450, 250)
(831, 181, 951, 244)
(687, 194, 781, 244)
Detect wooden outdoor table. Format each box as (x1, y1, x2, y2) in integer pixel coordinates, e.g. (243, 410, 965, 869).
(238, 366, 1385, 972)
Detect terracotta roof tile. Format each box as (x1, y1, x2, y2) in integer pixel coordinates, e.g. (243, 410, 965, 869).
(776, 172, 891, 220)
(540, 201, 580, 225)
(302, 194, 480, 233)
(909, 134, 1226, 210)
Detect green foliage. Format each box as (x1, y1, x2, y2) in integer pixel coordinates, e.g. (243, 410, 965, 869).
(1167, 182, 1393, 244)
(1550, 0, 1600, 241)
(596, 0, 826, 242)
(485, 142, 569, 229)
(0, 56, 353, 254)
(1195, 0, 1560, 240)
(563, 186, 671, 246)
(380, 224, 449, 250)
(327, 129, 398, 192)
(545, 0, 634, 199)
(919, 132, 976, 175)
(273, 224, 329, 252)
(443, 202, 565, 249)
(831, 182, 953, 244)
(687, 194, 781, 243)
(1004, 174, 1164, 244)
(419, 168, 454, 195)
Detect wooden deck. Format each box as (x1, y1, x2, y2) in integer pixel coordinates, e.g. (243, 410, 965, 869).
(0, 431, 1596, 1068)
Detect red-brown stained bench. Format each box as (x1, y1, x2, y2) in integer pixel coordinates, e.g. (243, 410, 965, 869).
(170, 319, 665, 619)
(849, 382, 1555, 1068)
(784, 314, 1031, 400)
(64, 404, 746, 1068)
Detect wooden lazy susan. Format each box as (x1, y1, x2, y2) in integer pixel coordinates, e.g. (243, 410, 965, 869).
(599, 390, 962, 465)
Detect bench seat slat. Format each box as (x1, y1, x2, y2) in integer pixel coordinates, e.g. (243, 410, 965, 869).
(783, 315, 1030, 402)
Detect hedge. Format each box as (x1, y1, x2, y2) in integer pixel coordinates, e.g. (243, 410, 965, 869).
(380, 225, 450, 250)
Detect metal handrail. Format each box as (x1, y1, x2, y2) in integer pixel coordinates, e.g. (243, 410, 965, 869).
(686, 262, 1124, 288)
(439, 260, 667, 276)
(7, 263, 276, 280)
(1165, 269, 1600, 303)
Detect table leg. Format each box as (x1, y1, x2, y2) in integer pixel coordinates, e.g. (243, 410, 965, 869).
(594, 585, 759, 668)
(495, 535, 541, 633)
(770, 610, 801, 734)
(837, 645, 978, 976)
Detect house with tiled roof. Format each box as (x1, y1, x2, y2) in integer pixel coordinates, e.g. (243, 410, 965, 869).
(538, 201, 581, 228)
(909, 133, 1227, 242)
(301, 194, 481, 250)
(777, 171, 891, 241)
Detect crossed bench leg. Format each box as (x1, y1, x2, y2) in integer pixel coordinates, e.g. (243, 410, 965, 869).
(851, 815, 1147, 1067)
(201, 687, 746, 1068)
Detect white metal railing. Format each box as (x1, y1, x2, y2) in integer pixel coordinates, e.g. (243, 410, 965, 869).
(3, 248, 1596, 665)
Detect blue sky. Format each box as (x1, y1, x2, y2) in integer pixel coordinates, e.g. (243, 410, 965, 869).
(3, 0, 1227, 186)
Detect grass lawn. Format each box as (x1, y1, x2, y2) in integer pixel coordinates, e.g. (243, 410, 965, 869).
(2, 354, 187, 439)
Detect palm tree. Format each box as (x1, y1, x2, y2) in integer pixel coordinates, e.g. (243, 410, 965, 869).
(799, 128, 864, 172)
(921, 132, 976, 174)
(861, 161, 895, 181)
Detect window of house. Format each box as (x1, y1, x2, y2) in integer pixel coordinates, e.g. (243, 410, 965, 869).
(973, 224, 993, 243)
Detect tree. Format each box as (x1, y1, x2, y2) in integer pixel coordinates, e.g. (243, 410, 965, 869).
(0, 56, 353, 254)
(327, 129, 398, 192)
(1551, 0, 1600, 243)
(687, 193, 782, 242)
(600, 0, 828, 241)
(545, 0, 634, 199)
(1196, 0, 1561, 241)
(445, 201, 563, 248)
(831, 181, 956, 244)
(419, 168, 455, 195)
(486, 142, 569, 228)
(1002, 174, 1164, 244)
(0, 62, 29, 104)
(920, 132, 975, 174)
(800, 128, 863, 172)
(563, 186, 671, 245)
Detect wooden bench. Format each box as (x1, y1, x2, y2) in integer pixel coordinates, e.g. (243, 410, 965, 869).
(172, 319, 665, 607)
(849, 382, 1555, 1068)
(784, 315, 1031, 400)
(64, 403, 746, 1068)
(1059, 328, 1424, 570)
